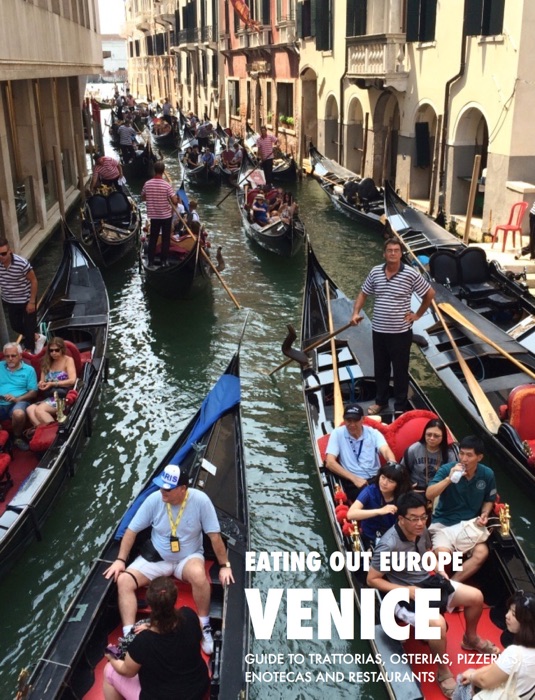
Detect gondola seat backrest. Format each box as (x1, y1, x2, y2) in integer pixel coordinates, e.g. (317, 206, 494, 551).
(107, 191, 131, 219)
(429, 250, 460, 288)
(88, 195, 109, 221)
(503, 384, 535, 443)
(456, 247, 494, 298)
(21, 341, 83, 383)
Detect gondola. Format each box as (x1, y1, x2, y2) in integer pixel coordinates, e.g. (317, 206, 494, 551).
(80, 185, 141, 266)
(291, 239, 535, 699)
(139, 185, 213, 299)
(236, 151, 305, 257)
(184, 158, 222, 187)
(20, 350, 249, 700)
(308, 144, 385, 231)
(147, 114, 180, 150)
(0, 226, 109, 580)
(121, 138, 160, 181)
(245, 124, 297, 182)
(383, 184, 535, 491)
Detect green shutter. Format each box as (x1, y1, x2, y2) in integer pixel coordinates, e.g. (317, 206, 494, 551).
(406, 0, 420, 42)
(421, 0, 437, 42)
(464, 0, 483, 36)
(296, 2, 303, 37)
(486, 0, 504, 35)
(310, 0, 317, 37)
(347, 0, 367, 37)
(262, 0, 270, 24)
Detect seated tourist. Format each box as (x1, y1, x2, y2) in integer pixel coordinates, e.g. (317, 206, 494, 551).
(26, 337, 76, 428)
(401, 418, 457, 492)
(279, 192, 298, 224)
(325, 403, 396, 501)
(0, 342, 38, 451)
(346, 461, 411, 550)
(186, 145, 200, 168)
(252, 193, 272, 226)
(425, 435, 496, 583)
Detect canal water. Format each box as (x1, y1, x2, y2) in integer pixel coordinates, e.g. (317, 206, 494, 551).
(0, 139, 533, 699)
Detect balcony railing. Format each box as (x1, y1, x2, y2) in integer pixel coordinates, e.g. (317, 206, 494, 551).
(178, 27, 200, 44)
(346, 34, 408, 90)
(278, 22, 296, 44)
(248, 28, 271, 48)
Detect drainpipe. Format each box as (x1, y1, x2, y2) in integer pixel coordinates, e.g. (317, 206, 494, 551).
(339, 41, 349, 165)
(437, 1, 467, 211)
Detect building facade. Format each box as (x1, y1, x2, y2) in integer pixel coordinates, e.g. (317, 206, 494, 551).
(0, 0, 102, 258)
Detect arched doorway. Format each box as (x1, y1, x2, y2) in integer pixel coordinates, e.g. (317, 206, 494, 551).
(450, 107, 488, 217)
(324, 95, 339, 161)
(410, 103, 438, 200)
(372, 92, 400, 185)
(300, 67, 318, 158)
(345, 97, 364, 174)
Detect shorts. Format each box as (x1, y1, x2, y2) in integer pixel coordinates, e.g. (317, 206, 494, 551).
(104, 662, 141, 700)
(129, 553, 204, 580)
(395, 580, 460, 625)
(0, 401, 30, 421)
(429, 521, 480, 553)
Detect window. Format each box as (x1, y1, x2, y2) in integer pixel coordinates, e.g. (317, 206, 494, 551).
(277, 82, 293, 121)
(346, 0, 367, 37)
(316, 0, 333, 51)
(228, 79, 240, 117)
(297, 0, 313, 38)
(406, 0, 437, 43)
(465, 0, 504, 36)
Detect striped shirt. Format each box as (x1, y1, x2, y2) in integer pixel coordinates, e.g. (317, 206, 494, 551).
(141, 177, 175, 219)
(118, 124, 137, 146)
(362, 262, 431, 333)
(530, 201, 535, 216)
(94, 156, 120, 181)
(0, 253, 32, 304)
(256, 134, 278, 161)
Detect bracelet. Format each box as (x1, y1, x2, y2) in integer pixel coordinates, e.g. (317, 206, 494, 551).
(116, 557, 126, 564)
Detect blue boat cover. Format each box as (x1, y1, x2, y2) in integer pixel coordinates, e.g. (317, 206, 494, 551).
(116, 372, 240, 538)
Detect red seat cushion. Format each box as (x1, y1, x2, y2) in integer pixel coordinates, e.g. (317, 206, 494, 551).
(508, 384, 535, 442)
(0, 429, 9, 448)
(0, 453, 11, 479)
(29, 423, 59, 452)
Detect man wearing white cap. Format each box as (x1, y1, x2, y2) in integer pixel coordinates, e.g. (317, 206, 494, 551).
(104, 464, 234, 655)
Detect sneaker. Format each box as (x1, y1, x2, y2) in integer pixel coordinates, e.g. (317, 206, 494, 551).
(34, 333, 47, 354)
(201, 624, 214, 655)
(14, 437, 29, 452)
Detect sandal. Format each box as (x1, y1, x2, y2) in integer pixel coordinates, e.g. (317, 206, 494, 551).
(367, 404, 387, 416)
(437, 672, 456, 698)
(461, 636, 500, 654)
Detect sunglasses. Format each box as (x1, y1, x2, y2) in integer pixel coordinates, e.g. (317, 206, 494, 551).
(49, 348, 61, 353)
(0, 251, 9, 256)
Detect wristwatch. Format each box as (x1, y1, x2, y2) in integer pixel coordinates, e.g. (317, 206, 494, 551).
(225, 562, 231, 568)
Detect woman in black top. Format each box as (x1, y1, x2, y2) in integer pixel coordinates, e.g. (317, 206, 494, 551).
(104, 576, 210, 700)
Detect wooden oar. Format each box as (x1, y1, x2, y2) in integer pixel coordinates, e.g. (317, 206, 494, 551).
(325, 281, 344, 427)
(439, 302, 535, 381)
(268, 322, 352, 375)
(215, 158, 264, 207)
(386, 223, 502, 433)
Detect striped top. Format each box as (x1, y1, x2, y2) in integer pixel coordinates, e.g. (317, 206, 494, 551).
(0, 253, 32, 304)
(256, 134, 278, 161)
(531, 201, 535, 216)
(94, 156, 120, 181)
(141, 177, 175, 219)
(118, 124, 137, 146)
(361, 262, 431, 333)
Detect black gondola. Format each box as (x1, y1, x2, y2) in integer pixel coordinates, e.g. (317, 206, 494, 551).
(236, 152, 305, 257)
(21, 350, 249, 700)
(383, 183, 535, 491)
(0, 226, 109, 580)
(148, 114, 180, 149)
(308, 144, 385, 231)
(293, 239, 535, 699)
(121, 138, 160, 181)
(80, 186, 141, 266)
(244, 124, 297, 182)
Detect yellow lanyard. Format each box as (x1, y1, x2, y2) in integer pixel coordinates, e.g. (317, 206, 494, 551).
(166, 490, 189, 537)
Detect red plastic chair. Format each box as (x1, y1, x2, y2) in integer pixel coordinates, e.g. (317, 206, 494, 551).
(491, 201, 528, 252)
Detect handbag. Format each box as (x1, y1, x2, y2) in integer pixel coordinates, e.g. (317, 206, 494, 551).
(453, 518, 490, 553)
(472, 650, 522, 700)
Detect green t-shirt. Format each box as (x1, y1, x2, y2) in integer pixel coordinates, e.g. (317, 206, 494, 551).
(430, 462, 496, 526)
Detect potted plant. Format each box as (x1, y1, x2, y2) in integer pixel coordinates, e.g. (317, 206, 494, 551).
(267, 111, 273, 123)
(278, 113, 287, 126)
(285, 116, 294, 128)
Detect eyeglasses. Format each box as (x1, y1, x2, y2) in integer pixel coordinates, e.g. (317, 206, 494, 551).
(402, 514, 428, 523)
(426, 432, 443, 439)
(4, 354, 18, 358)
(49, 348, 61, 353)
(0, 251, 9, 256)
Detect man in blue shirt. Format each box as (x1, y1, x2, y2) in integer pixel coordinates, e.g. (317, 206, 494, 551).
(0, 342, 38, 450)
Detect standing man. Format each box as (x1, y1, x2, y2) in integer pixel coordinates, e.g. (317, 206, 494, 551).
(426, 435, 497, 583)
(161, 97, 173, 125)
(141, 161, 178, 268)
(325, 403, 396, 501)
(117, 120, 138, 162)
(351, 238, 435, 415)
(255, 125, 278, 185)
(0, 238, 45, 354)
(91, 153, 124, 192)
(104, 465, 234, 655)
(0, 342, 38, 450)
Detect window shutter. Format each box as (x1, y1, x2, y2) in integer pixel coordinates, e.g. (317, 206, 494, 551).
(406, 0, 420, 42)
(420, 0, 437, 42)
(315, 0, 326, 50)
(347, 0, 366, 37)
(464, 0, 483, 35)
(415, 122, 431, 168)
(310, 0, 317, 37)
(296, 2, 303, 37)
(486, 0, 504, 35)
(262, 0, 270, 24)
(175, 9, 180, 35)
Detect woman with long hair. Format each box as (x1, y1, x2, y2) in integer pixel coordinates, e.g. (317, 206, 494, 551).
(103, 576, 209, 700)
(401, 418, 457, 491)
(346, 461, 411, 550)
(459, 590, 535, 698)
(26, 337, 76, 426)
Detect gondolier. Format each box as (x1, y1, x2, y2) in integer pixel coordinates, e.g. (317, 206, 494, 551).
(141, 161, 178, 268)
(91, 153, 124, 192)
(255, 125, 278, 184)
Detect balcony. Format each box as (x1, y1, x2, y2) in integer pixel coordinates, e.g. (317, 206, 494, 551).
(200, 26, 216, 46)
(154, 0, 175, 26)
(277, 19, 296, 44)
(248, 28, 271, 48)
(178, 27, 200, 48)
(135, 11, 152, 31)
(346, 34, 408, 91)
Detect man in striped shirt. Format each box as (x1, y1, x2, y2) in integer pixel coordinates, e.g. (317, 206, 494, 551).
(0, 239, 43, 354)
(351, 238, 435, 415)
(255, 126, 278, 185)
(91, 154, 124, 193)
(141, 161, 178, 268)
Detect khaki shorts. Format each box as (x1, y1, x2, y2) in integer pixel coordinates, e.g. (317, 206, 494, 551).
(429, 521, 481, 553)
(129, 552, 204, 581)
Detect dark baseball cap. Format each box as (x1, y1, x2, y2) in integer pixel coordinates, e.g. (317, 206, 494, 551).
(343, 404, 364, 420)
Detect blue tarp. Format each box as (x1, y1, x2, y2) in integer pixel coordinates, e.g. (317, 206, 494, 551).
(116, 372, 240, 539)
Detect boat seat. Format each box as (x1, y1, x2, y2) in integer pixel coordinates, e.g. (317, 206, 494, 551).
(107, 191, 132, 220)
(364, 410, 442, 462)
(429, 250, 461, 294)
(0, 440, 12, 502)
(456, 247, 496, 300)
(88, 195, 109, 220)
(501, 384, 535, 449)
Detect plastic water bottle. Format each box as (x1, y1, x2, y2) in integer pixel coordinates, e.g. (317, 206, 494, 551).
(451, 466, 466, 484)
